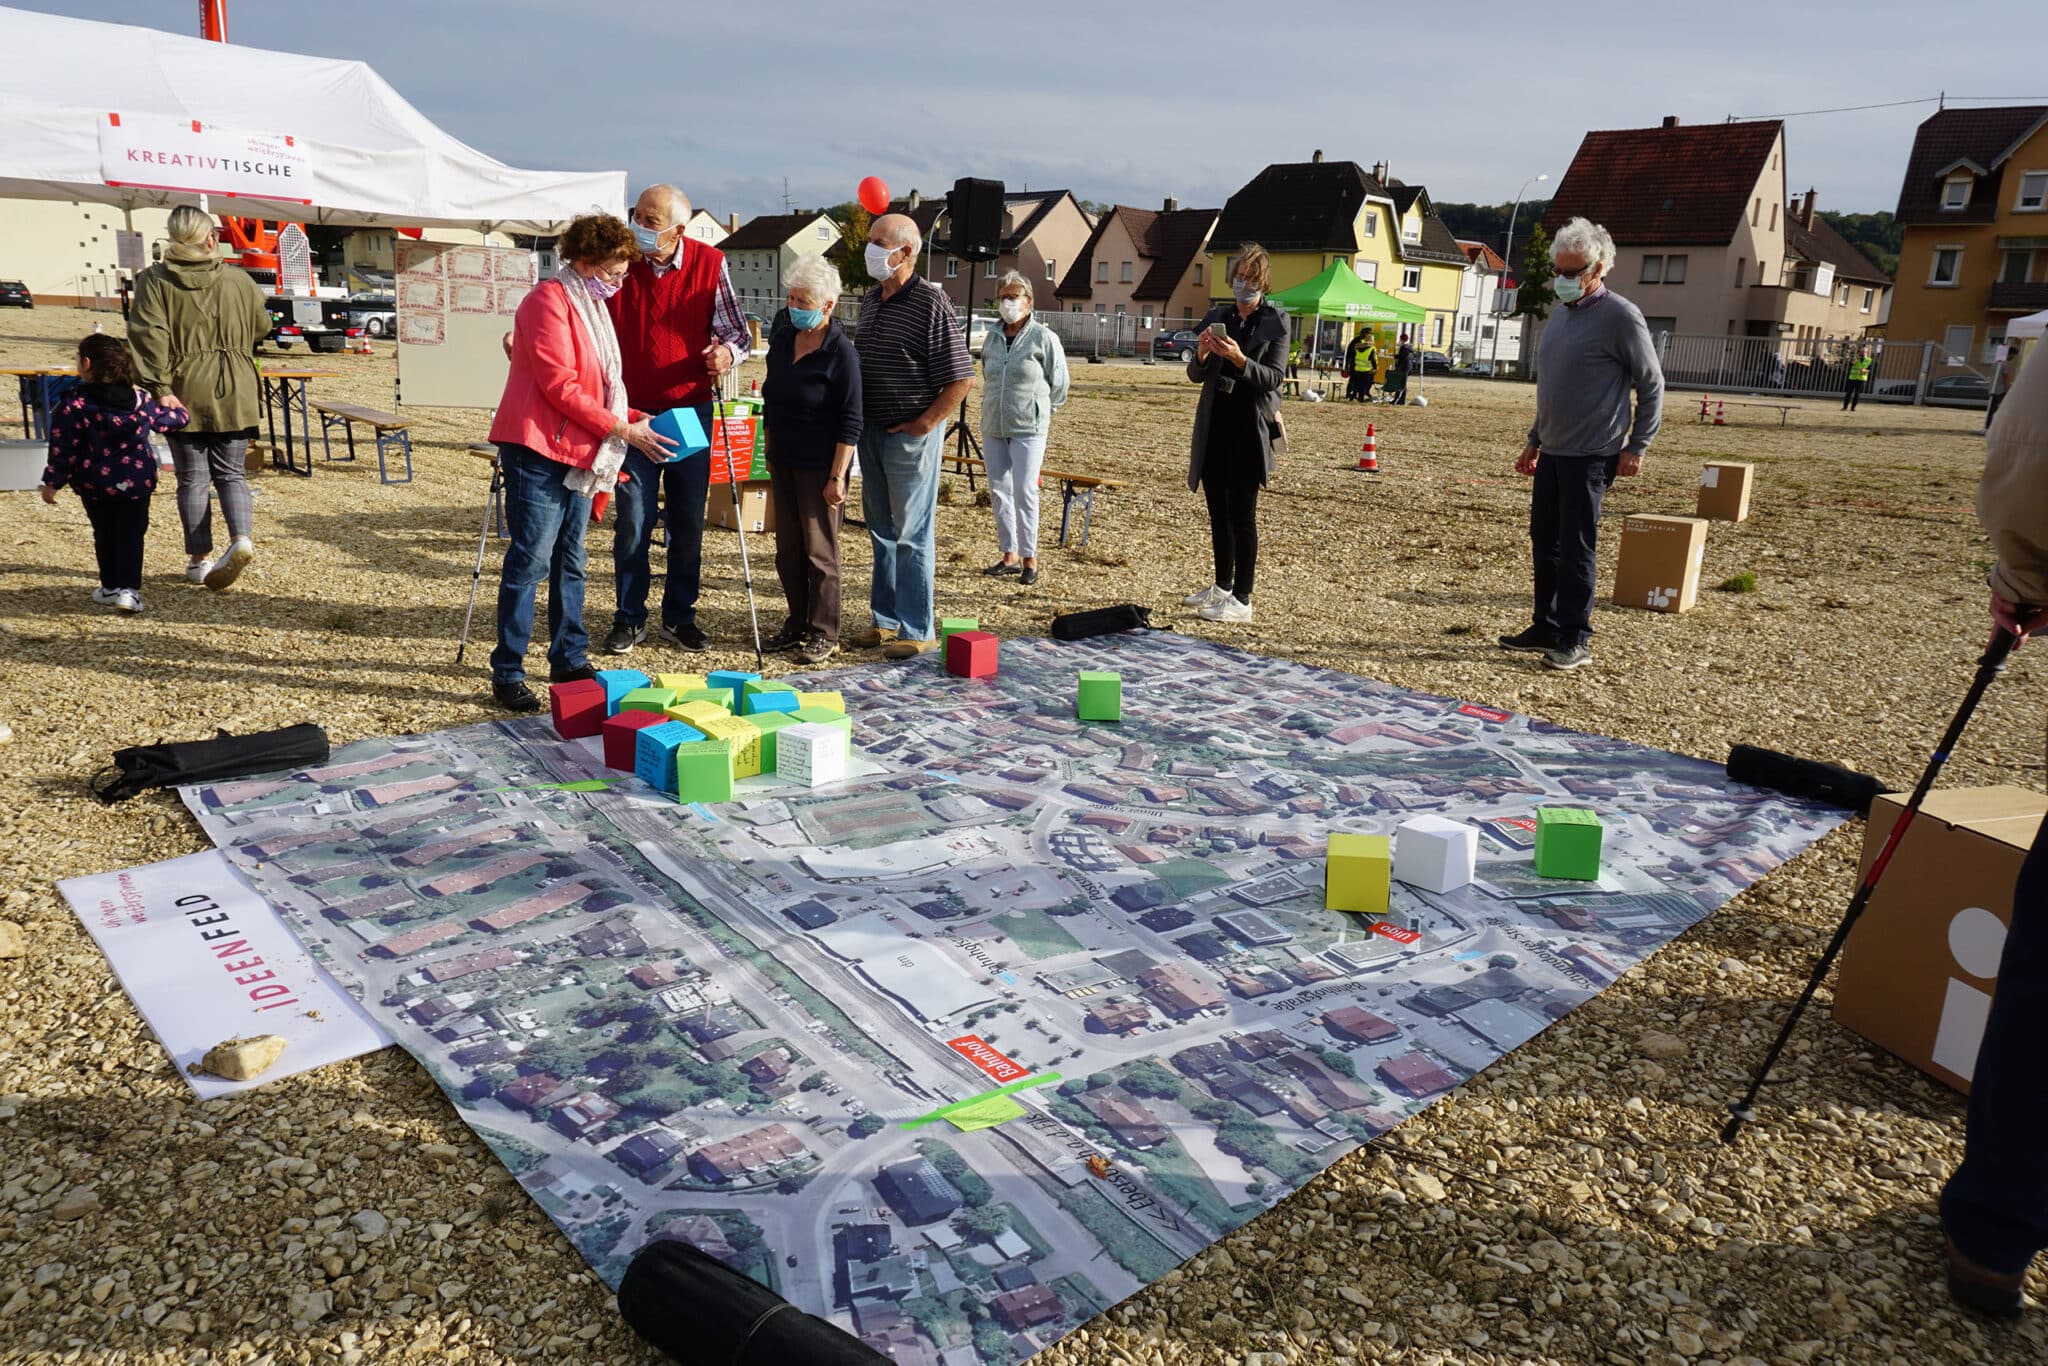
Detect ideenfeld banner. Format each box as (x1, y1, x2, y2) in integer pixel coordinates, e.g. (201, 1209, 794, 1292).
(58, 850, 388, 1098)
(97, 111, 313, 203)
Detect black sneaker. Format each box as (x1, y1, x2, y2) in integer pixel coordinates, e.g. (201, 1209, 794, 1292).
(1497, 626, 1557, 653)
(549, 663, 597, 684)
(982, 560, 1021, 577)
(660, 620, 709, 652)
(761, 622, 807, 653)
(1018, 566, 1041, 586)
(604, 620, 648, 655)
(797, 636, 839, 666)
(1541, 643, 1592, 671)
(492, 681, 543, 713)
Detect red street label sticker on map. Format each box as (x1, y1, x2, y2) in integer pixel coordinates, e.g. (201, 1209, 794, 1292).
(1480, 816, 1538, 850)
(1371, 922, 1422, 944)
(947, 1035, 1029, 1083)
(1458, 704, 1512, 723)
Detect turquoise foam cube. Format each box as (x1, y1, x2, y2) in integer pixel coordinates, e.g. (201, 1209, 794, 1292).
(597, 669, 652, 715)
(634, 720, 704, 794)
(708, 670, 760, 711)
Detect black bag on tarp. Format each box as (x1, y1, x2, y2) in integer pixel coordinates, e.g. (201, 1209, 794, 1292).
(1050, 603, 1152, 641)
(89, 723, 330, 804)
(618, 1239, 889, 1365)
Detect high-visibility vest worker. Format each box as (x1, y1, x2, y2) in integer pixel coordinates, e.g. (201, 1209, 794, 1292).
(1849, 355, 1872, 382)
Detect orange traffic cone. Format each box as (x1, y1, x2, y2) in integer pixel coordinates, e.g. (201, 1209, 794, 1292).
(355, 331, 373, 355)
(1713, 400, 1726, 427)
(1698, 394, 1710, 422)
(1357, 423, 1379, 472)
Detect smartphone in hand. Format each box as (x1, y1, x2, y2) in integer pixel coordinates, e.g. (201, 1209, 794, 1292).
(1208, 322, 1227, 339)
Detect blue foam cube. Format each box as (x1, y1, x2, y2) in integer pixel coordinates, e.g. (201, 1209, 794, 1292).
(708, 670, 760, 712)
(649, 407, 710, 461)
(597, 669, 652, 715)
(634, 720, 705, 794)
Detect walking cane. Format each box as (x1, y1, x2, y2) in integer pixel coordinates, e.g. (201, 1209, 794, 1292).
(456, 446, 503, 665)
(717, 388, 766, 672)
(1721, 624, 2022, 1144)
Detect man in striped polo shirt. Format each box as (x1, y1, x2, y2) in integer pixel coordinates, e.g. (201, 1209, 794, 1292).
(853, 213, 974, 658)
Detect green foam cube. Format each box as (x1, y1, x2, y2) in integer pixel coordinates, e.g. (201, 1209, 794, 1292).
(674, 739, 737, 803)
(620, 686, 680, 714)
(794, 704, 852, 738)
(1076, 671, 1122, 723)
(741, 679, 801, 716)
(681, 688, 734, 713)
(747, 711, 798, 769)
(1534, 807, 1603, 881)
(939, 618, 979, 646)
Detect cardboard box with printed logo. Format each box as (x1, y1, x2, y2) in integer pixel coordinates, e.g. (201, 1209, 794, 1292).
(1833, 785, 2045, 1093)
(707, 480, 774, 533)
(1696, 461, 1754, 521)
(1613, 514, 1707, 613)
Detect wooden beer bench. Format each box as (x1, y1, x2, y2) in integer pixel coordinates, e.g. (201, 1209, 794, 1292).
(945, 453, 1124, 547)
(314, 400, 414, 483)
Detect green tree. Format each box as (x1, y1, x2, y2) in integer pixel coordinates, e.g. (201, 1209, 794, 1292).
(1118, 1060, 1185, 1101)
(825, 203, 871, 283)
(1316, 1048, 1358, 1079)
(1515, 224, 1556, 322)
(848, 1114, 885, 1139)
(952, 1203, 1011, 1242)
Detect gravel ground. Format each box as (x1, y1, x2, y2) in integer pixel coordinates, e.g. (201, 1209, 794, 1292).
(2, 306, 2043, 1365)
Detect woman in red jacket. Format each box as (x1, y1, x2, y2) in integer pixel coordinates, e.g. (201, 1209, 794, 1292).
(488, 215, 674, 712)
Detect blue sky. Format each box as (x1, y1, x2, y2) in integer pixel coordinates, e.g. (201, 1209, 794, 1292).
(41, 0, 2048, 219)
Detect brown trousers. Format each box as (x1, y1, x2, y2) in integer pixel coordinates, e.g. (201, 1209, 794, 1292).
(769, 463, 842, 643)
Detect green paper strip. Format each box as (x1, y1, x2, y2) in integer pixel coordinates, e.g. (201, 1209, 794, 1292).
(899, 1073, 1062, 1131)
(486, 779, 614, 793)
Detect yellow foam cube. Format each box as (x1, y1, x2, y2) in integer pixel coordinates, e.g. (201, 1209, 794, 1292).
(655, 673, 709, 693)
(667, 700, 730, 730)
(1325, 833, 1391, 915)
(697, 714, 762, 778)
(796, 690, 845, 714)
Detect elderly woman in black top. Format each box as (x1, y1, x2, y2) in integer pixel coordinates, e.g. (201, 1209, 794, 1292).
(761, 255, 862, 665)
(1184, 242, 1288, 624)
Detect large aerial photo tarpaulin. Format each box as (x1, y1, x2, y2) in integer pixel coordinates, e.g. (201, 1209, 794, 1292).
(177, 633, 1843, 1364)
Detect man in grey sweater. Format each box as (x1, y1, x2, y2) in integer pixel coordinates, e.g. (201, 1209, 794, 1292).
(1499, 217, 1664, 671)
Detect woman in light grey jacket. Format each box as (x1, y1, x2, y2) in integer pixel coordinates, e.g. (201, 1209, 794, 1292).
(978, 270, 1069, 586)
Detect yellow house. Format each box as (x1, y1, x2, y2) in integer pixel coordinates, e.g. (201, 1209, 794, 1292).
(1205, 153, 1469, 354)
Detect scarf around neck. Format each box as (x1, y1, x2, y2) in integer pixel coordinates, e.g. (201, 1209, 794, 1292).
(551, 267, 631, 498)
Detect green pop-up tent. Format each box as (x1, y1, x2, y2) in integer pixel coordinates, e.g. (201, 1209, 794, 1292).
(1268, 262, 1426, 389)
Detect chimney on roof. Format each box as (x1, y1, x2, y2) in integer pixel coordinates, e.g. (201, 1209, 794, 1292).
(1801, 188, 1817, 228)
(1312, 149, 1324, 163)
(1163, 195, 1178, 213)
(1372, 161, 1388, 184)
(726, 212, 738, 232)
(1661, 115, 1679, 129)
(907, 189, 921, 210)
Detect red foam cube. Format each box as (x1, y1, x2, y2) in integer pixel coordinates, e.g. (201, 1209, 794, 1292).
(945, 629, 998, 679)
(550, 679, 608, 740)
(601, 708, 669, 769)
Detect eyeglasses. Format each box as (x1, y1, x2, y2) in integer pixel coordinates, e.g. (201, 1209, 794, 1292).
(1553, 261, 1597, 280)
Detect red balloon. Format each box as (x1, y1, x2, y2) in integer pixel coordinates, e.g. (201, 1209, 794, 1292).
(857, 176, 891, 216)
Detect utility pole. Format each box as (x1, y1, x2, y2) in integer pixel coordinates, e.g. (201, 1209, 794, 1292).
(1489, 172, 1547, 376)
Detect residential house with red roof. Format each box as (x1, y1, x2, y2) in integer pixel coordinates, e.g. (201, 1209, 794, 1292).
(1055, 199, 1220, 332)
(928, 189, 1094, 315)
(1887, 105, 2048, 377)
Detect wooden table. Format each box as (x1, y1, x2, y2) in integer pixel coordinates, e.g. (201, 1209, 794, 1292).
(2, 367, 74, 439)
(259, 369, 341, 476)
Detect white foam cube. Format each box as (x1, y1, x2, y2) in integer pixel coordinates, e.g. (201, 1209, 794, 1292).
(776, 723, 846, 788)
(1392, 815, 1477, 893)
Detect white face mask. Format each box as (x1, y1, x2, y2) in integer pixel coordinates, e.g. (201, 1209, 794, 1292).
(864, 241, 900, 281)
(998, 298, 1027, 324)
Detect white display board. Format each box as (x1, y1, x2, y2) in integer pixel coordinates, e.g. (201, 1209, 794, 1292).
(59, 850, 391, 1098)
(395, 240, 537, 410)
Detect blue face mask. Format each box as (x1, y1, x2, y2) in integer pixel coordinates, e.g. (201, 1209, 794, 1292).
(632, 223, 664, 254)
(1553, 271, 1585, 305)
(788, 305, 824, 330)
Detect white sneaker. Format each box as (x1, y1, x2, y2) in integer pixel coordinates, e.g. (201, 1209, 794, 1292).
(1200, 593, 1253, 623)
(186, 558, 214, 584)
(1182, 584, 1229, 608)
(205, 538, 254, 590)
(90, 587, 124, 608)
(116, 589, 143, 613)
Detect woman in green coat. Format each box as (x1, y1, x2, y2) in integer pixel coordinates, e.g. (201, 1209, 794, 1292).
(128, 205, 272, 590)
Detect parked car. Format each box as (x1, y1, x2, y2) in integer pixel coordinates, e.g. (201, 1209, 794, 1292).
(0, 280, 31, 309)
(1152, 329, 1201, 363)
(343, 291, 396, 338)
(1460, 360, 1497, 378)
(1876, 374, 1992, 403)
(1415, 350, 1457, 375)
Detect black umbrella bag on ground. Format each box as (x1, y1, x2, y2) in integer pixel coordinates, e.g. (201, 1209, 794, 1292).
(617, 1240, 888, 1365)
(89, 723, 331, 804)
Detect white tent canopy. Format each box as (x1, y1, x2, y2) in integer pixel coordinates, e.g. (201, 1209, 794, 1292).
(0, 6, 624, 233)
(2010, 308, 2048, 342)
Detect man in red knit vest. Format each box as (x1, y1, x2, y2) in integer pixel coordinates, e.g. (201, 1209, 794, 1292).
(602, 184, 752, 655)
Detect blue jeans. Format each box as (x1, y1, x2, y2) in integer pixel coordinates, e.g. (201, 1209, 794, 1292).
(859, 423, 944, 641)
(1529, 452, 1619, 649)
(1941, 811, 2048, 1275)
(491, 443, 591, 685)
(611, 404, 712, 630)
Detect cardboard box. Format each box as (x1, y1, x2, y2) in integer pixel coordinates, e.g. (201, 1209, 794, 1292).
(1696, 461, 1754, 522)
(708, 416, 768, 485)
(1613, 514, 1707, 613)
(1833, 786, 2045, 1093)
(707, 480, 774, 534)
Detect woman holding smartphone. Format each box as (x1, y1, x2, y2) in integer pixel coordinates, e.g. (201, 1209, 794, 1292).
(1183, 243, 1288, 623)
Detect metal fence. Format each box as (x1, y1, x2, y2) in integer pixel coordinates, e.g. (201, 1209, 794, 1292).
(1649, 332, 1986, 407)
